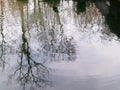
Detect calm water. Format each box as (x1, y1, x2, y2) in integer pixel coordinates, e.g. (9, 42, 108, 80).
(0, 0, 120, 90)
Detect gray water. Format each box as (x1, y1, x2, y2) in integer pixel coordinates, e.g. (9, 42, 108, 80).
(0, 0, 120, 90)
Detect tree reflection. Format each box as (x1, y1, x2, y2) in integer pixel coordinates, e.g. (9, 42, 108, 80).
(14, 0, 75, 88)
(28, 0, 76, 62)
(2, 0, 79, 89)
(0, 0, 6, 69)
(73, 0, 120, 38)
(39, 1, 76, 61)
(10, 2, 51, 90)
(91, 0, 120, 37)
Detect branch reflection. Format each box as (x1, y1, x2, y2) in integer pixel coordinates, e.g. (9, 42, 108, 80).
(10, 1, 51, 90)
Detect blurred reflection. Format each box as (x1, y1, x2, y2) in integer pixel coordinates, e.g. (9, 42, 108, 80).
(89, 0, 120, 38)
(9, 1, 50, 90)
(95, 0, 109, 16)
(42, 0, 60, 13)
(1, 0, 119, 90)
(73, 0, 120, 38)
(73, 0, 87, 14)
(105, 0, 120, 37)
(0, 0, 6, 69)
(34, 0, 76, 62)
(17, 0, 28, 4)
(7, 0, 76, 89)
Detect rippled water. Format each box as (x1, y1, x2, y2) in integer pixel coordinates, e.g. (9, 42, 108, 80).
(0, 0, 120, 90)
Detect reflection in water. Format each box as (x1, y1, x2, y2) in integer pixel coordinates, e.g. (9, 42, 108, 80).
(106, 0, 120, 37)
(90, 0, 120, 38)
(73, 0, 87, 14)
(17, 0, 29, 4)
(6, 0, 76, 89)
(9, 2, 51, 89)
(72, 0, 120, 38)
(0, 0, 120, 90)
(42, 0, 60, 13)
(0, 0, 6, 69)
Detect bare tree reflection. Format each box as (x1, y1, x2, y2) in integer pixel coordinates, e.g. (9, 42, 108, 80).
(9, 1, 51, 90)
(0, 0, 118, 90)
(6, 0, 76, 89)
(38, 2, 76, 61)
(43, 35, 76, 61)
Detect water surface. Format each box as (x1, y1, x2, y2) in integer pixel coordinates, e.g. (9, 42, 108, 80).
(0, 0, 120, 90)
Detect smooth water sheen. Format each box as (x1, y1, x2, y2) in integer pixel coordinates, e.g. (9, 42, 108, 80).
(0, 0, 120, 90)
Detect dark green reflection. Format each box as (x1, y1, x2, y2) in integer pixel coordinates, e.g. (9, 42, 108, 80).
(42, 0, 60, 5)
(17, 0, 29, 4)
(42, 0, 60, 13)
(105, 0, 120, 37)
(73, 0, 87, 14)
